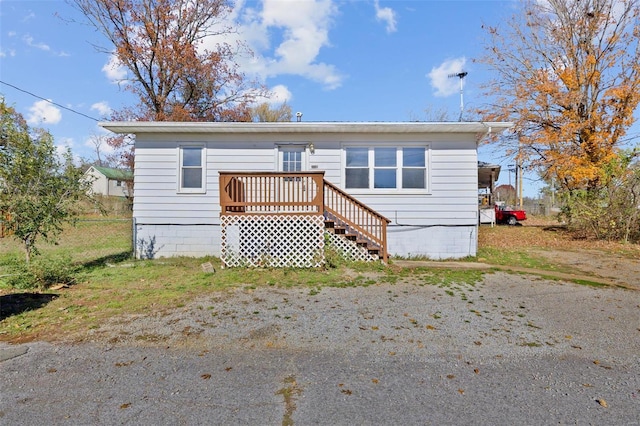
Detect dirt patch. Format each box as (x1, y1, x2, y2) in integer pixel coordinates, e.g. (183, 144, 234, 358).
(532, 249, 640, 288)
(479, 218, 640, 289)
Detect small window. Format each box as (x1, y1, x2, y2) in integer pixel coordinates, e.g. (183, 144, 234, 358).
(116, 180, 122, 187)
(179, 146, 205, 193)
(282, 149, 302, 172)
(402, 147, 426, 189)
(345, 147, 369, 188)
(374, 148, 397, 189)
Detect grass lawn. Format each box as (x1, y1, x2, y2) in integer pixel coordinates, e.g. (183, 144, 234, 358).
(1, 216, 637, 343)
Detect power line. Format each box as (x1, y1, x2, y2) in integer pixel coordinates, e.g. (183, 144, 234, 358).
(0, 80, 100, 122)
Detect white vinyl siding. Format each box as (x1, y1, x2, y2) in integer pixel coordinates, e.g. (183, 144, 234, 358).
(130, 130, 481, 258)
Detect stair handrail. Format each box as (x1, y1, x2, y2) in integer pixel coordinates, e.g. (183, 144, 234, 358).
(323, 179, 390, 262)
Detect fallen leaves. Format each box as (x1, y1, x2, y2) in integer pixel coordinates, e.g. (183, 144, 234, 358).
(201, 373, 211, 380)
(338, 383, 353, 395)
(596, 399, 608, 408)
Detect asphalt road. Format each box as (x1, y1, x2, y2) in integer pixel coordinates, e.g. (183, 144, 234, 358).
(1, 272, 639, 425)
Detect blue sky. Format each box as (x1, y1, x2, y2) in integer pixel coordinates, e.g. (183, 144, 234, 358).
(0, 0, 545, 195)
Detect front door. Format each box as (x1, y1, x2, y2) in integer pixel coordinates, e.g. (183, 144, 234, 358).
(278, 146, 310, 212)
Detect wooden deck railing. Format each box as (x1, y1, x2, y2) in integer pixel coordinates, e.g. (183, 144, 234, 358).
(220, 171, 325, 214)
(219, 171, 390, 262)
(323, 180, 390, 262)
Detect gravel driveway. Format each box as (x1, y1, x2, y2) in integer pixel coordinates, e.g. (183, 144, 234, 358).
(1, 272, 639, 425)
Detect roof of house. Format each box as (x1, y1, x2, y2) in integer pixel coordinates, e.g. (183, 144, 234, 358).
(478, 161, 501, 188)
(99, 121, 513, 138)
(90, 166, 133, 181)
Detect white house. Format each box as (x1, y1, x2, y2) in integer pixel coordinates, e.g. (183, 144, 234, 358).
(99, 121, 512, 265)
(84, 166, 133, 198)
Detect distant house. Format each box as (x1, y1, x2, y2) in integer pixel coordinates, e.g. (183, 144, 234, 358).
(494, 184, 516, 203)
(99, 121, 512, 265)
(84, 166, 133, 198)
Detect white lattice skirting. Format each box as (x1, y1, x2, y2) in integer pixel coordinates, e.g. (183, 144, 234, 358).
(221, 214, 325, 268)
(324, 231, 377, 262)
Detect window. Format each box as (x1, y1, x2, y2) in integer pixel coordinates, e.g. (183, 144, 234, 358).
(281, 148, 302, 172)
(344, 146, 428, 191)
(402, 147, 426, 189)
(178, 146, 205, 193)
(278, 146, 305, 181)
(345, 147, 368, 188)
(374, 148, 396, 189)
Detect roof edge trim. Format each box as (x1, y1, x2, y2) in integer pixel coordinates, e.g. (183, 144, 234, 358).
(98, 121, 513, 135)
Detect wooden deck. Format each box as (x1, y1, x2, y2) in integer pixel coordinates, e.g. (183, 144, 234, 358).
(219, 171, 390, 262)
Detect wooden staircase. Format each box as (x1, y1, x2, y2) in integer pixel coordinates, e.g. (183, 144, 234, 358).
(323, 215, 383, 259)
(219, 171, 390, 264)
(322, 180, 390, 262)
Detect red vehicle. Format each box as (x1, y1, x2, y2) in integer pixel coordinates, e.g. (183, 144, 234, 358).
(495, 204, 527, 225)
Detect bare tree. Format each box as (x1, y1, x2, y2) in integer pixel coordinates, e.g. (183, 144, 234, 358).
(72, 0, 267, 122)
(250, 102, 293, 122)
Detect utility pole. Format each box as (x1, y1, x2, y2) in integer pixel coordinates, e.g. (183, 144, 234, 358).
(514, 164, 519, 207)
(517, 162, 524, 208)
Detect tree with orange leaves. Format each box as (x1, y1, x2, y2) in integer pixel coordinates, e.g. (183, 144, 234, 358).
(73, 0, 266, 123)
(478, 0, 640, 192)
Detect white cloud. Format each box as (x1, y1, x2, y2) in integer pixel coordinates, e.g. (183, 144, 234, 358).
(90, 101, 112, 117)
(22, 11, 36, 23)
(374, 0, 397, 33)
(228, 0, 343, 90)
(428, 57, 467, 97)
(26, 100, 62, 125)
(102, 53, 128, 83)
(55, 139, 84, 165)
(268, 85, 292, 104)
(23, 34, 50, 51)
(55, 144, 70, 159)
(57, 137, 74, 150)
(250, 84, 292, 106)
(104, 0, 343, 93)
(55, 138, 73, 158)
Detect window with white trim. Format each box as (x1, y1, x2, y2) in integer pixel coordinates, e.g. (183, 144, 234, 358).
(344, 146, 428, 191)
(280, 147, 303, 172)
(178, 146, 206, 193)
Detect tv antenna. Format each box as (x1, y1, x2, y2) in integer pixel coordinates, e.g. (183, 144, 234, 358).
(448, 71, 468, 121)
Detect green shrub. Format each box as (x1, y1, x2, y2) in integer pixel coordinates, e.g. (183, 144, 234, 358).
(0, 254, 76, 290)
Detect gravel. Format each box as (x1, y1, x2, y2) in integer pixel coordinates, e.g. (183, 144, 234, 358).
(1, 272, 639, 425)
